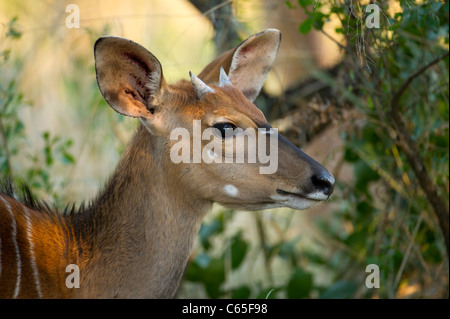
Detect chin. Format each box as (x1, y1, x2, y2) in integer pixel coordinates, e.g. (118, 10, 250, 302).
(220, 199, 322, 212)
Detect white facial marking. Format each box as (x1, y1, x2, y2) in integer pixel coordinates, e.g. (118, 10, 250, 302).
(270, 195, 313, 210)
(223, 184, 239, 197)
(305, 192, 329, 201)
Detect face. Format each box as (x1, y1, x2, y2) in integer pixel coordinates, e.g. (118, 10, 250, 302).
(94, 30, 335, 212)
(158, 82, 335, 211)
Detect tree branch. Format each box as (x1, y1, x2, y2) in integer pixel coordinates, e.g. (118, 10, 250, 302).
(389, 52, 450, 256)
(391, 52, 449, 113)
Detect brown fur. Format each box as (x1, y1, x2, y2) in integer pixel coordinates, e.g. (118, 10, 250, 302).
(0, 30, 334, 298)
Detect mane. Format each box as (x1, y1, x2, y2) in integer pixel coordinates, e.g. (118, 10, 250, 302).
(0, 176, 87, 219)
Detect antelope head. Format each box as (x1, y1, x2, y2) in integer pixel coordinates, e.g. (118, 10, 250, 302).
(94, 29, 335, 212)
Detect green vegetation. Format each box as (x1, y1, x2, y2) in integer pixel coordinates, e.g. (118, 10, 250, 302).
(182, 0, 449, 298)
(1, 0, 448, 299)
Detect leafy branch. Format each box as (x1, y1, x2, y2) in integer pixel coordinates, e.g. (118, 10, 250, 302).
(389, 52, 450, 254)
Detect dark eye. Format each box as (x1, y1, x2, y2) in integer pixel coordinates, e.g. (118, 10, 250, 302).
(213, 122, 237, 139)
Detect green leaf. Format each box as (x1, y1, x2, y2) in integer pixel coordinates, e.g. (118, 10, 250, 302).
(354, 160, 380, 193)
(330, 6, 344, 14)
(42, 131, 50, 141)
(231, 286, 251, 299)
(319, 281, 358, 299)
(62, 151, 75, 164)
(285, 1, 294, 9)
(198, 215, 223, 250)
(356, 200, 373, 216)
(52, 135, 61, 144)
(203, 258, 225, 298)
(278, 236, 301, 265)
(430, 1, 442, 13)
(303, 250, 328, 265)
(6, 16, 22, 39)
(44, 145, 53, 166)
(298, 0, 314, 8)
(184, 255, 225, 298)
(311, 12, 326, 30)
(344, 147, 359, 163)
(286, 268, 313, 299)
(299, 18, 313, 34)
(230, 232, 248, 269)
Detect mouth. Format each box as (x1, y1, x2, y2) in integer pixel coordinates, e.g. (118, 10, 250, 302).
(276, 189, 329, 202)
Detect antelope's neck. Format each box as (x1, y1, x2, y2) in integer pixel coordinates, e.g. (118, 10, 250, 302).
(73, 125, 211, 298)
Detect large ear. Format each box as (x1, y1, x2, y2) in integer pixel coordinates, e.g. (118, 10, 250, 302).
(198, 29, 281, 102)
(94, 36, 164, 118)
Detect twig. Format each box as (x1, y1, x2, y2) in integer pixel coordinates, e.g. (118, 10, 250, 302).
(394, 213, 423, 291)
(320, 29, 346, 51)
(202, 0, 234, 18)
(391, 52, 449, 114)
(254, 213, 273, 285)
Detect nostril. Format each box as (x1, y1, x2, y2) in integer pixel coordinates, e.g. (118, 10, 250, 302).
(311, 174, 335, 196)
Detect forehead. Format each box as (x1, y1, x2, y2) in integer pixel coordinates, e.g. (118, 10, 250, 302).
(199, 86, 267, 126)
(165, 80, 268, 127)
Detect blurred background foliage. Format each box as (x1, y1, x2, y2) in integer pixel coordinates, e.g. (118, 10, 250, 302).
(0, 0, 448, 298)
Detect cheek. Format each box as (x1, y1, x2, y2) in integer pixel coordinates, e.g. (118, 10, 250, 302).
(207, 164, 268, 197)
(223, 184, 239, 197)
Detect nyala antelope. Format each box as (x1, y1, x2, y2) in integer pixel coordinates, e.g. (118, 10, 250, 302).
(0, 29, 334, 298)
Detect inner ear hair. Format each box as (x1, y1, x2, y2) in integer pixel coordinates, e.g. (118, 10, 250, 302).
(94, 36, 164, 118)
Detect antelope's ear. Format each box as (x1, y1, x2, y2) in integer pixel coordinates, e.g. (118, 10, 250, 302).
(94, 36, 165, 118)
(198, 29, 281, 102)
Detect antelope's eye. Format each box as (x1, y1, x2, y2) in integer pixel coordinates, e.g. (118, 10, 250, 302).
(213, 122, 237, 139)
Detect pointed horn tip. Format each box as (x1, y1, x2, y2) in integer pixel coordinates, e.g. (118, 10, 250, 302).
(219, 67, 227, 78)
(219, 66, 232, 87)
(190, 71, 215, 98)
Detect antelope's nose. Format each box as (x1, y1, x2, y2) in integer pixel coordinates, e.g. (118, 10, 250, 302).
(311, 172, 335, 196)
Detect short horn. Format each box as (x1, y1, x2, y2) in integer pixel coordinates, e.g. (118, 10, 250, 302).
(189, 71, 215, 99)
(219, 66, 232, 87)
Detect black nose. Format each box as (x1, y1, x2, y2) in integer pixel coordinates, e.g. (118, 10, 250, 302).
(311, 173, 335, 196)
